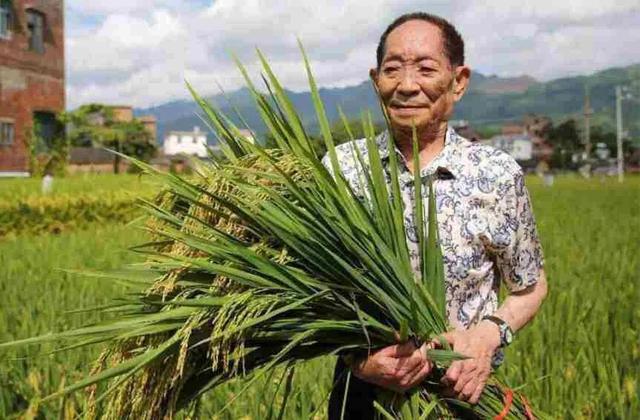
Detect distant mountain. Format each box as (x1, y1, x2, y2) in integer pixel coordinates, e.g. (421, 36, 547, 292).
(136, 64, 640, 144)
(469, 73, 538, 95)
(455, 64, 640, 132)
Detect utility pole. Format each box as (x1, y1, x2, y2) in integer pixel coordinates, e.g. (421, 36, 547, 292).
(583, 85, 592, 159)
(615, 85, 624, 183)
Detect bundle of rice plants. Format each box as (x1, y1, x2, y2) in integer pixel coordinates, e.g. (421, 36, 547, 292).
(2, 45, 537, 419)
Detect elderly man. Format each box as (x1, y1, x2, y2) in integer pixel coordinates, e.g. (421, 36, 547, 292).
(325, 12, 548, 419)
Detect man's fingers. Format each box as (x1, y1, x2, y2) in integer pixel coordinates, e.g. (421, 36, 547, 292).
(377, 341, 414, 358)
(405, 359, 433, 388)
(393, 341, 417, 357)
(453, 361, 477, 393)
(443, 360, 462, 385)
(469, 380, 486, 404)
(392, 347, 424, 374)
(378, 341, 415, 358)
(453, 371, 473, 394)
(457, 377, 477, 400)
(393, 356, 432, 391)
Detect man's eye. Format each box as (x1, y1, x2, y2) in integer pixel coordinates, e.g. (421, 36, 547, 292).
(383, 66, 400, 74)
(419, 67, 435, 74)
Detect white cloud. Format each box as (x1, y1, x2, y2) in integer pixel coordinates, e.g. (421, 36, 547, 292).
(65, 0, 640, 108)
(461, 0, 639, 21)
(66, 0, 191, 16)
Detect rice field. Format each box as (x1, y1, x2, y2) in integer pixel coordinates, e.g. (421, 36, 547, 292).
(0, 173, 157, 201)
(0, 175, 638, 419)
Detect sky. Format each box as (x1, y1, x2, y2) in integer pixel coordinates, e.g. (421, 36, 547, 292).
(65, 0, 640, 109)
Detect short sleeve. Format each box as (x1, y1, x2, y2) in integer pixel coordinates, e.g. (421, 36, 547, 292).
(320, 143, 369, 198)
(492, 168, 544, 292)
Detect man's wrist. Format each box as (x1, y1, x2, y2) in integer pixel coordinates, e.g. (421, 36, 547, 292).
(478, 319, 502, 351)
(481, 315, 514, 348)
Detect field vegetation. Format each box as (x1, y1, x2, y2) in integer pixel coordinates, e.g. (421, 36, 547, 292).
(0, 173, 156, 201)
(0, 174, 156, 238)
(0, 175, 638, 418)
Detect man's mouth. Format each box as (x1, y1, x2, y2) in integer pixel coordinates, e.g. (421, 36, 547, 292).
(389, 103, 428, 109)
(389, 105, 428, 116)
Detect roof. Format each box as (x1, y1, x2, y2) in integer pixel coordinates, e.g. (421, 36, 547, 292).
(165, 130, 207, 137)
(107, 105, 133, 111)
(489, 133, 533, 142)
(69, 147, 114, 164)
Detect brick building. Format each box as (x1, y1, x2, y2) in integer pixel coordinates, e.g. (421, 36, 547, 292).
(0, 0, 64, 176)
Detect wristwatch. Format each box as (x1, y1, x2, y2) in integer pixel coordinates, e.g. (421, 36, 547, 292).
(482, 315, 513, 348)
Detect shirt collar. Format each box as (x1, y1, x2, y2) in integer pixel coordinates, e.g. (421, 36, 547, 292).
(376, 126, 459, 180)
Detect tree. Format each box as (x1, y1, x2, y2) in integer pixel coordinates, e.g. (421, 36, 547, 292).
(329, 117, 385, 145)
(62, 104, 157, 173)
(27, 112, 68, 177)
(263, 131, 327, 157)
(547, 119, 582, 169)
(261, 117, 386, 159)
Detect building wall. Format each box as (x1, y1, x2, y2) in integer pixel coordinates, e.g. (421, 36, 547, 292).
(67, 163, 116, 174)
(110, 106, 133, 123)
(511, 139, 533, 161)
(139, 115, 157, 144)
(164, 133, 208, 158)
(0, 0, 65, 173)
(483, 135, 534, 161)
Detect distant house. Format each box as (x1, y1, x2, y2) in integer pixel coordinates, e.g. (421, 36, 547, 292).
(139, 115, 157, 142)
(594, 142, 611, 160)
(100, 105, 157, 144)
(62, 105, 157, 174)
(450, 120, 482, 142)
(110, 105, 134, 123)
(68, 147, 115, 174)
(501, 123, 526, 136)
(531, 136, 554, 162)
(522, 114, 552, 138)
(480, 117, 554, 165)
(163, 126, 208, 158)
(482, 134, 534, 162)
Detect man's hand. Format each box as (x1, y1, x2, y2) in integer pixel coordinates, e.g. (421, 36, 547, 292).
(440, 321, 501, 404)
(351, 341, 433, 393)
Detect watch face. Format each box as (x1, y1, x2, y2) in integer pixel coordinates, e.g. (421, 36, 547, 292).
(503, 324, 513, 345)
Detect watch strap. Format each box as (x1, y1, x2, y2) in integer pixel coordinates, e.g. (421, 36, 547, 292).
(482, 315, 513, 348)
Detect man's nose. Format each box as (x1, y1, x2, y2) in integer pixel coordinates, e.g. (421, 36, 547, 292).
(396, 69, 420, 96)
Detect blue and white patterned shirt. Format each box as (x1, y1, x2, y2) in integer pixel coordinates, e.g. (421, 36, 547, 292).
(322, 127, 544, 341)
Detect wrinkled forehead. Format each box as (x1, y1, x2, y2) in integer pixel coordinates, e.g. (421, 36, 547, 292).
(383, 20, 447, 64)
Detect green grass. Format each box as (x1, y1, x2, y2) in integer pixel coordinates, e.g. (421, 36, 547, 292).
(0, 173, 161, 239)
(501, 175, 640, 419)
(0, 173, 157, 202)
(0, 224, 147, 417)
(0, 175, 638, 419)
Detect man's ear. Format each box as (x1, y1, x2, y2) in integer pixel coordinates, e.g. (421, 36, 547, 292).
(452, 65, 471, 101)
(369, 68, 378, 84)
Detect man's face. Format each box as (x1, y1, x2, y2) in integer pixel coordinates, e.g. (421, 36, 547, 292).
(371, 20, 469, 133)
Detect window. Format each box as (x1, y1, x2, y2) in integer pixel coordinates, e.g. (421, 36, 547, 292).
(33, 111, 60, 151)
(0, 121, 14, 146)
(0, 0, 11, 38)
(27, 9, 45, 53)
